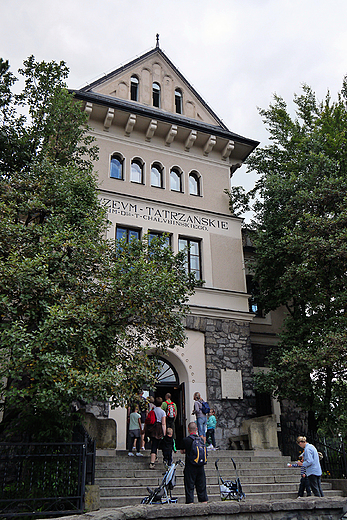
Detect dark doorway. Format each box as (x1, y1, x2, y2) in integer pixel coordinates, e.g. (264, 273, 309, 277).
(154, 382, 185, 446)
(149, 358, 186, 447)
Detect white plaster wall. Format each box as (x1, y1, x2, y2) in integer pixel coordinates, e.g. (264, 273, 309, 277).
(109, 404, 127, 451)
(108, 328, 206, 450)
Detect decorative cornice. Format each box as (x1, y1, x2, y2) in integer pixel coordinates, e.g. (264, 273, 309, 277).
(72, 89, 259, 158)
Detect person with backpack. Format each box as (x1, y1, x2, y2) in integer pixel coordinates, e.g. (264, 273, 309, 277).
(145, 396, 166, 470)
(161, 393, 177, 438)
(192, 391, 209, 444)
(180, 422, 208, 504)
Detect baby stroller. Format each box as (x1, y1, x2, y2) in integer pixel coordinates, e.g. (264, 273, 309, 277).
(141, 460, 184, 504)
(215, 458, 245, 501)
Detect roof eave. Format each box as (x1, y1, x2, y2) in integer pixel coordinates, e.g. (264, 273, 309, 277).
(72, 89, 259, 156)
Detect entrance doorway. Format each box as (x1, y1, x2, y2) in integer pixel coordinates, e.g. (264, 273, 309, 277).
(148, 358, 186, 446)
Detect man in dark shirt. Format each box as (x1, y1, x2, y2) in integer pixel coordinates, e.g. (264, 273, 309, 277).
(180, 422, 208, 504)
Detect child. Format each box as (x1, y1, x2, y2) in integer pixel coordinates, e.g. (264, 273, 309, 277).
(206, 408, 217, 451)
(160, 427, 176, 466)
(128, 405, 144, 457)
(287, 453, 311, 497)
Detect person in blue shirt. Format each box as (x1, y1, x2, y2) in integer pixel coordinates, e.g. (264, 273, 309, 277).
(206, 409, 217, 451)
(297, 436, 324, 497)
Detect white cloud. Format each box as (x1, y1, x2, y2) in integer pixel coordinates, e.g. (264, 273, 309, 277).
(1, 0, 347, 193)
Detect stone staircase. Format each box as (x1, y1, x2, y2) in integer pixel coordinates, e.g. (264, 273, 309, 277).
(95, 449, 344, 508)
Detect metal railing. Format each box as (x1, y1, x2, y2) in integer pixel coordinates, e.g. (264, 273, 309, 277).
(279, 418, 347, 479)
(0, 436, 95, 518)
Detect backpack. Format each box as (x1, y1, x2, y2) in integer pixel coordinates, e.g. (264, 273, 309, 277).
(188, 434, 207, 466)
(145, 409, 156, 425)
(166, 401, 176, 419)
(201, 401, 210, 415)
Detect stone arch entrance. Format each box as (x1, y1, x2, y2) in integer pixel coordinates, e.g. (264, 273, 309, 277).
(149, 356, 186, 445)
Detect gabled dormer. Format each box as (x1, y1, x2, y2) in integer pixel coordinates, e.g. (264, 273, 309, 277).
(80, 44, 226, 128)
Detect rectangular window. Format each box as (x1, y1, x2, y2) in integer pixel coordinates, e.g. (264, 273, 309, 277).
(178, 237, 202, 279)
(116, 226, 140, 242)
(246, 275, 263, 317)
(149, 231, 171, 248)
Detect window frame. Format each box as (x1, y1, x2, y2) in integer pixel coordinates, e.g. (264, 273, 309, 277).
(151, 162, 164, 188)
(178, 236, 202, 280)
(130, 158, 144, 184)
(170, 167, 183, 192)
(116, 225, 141, 243)
(189, 171, 201, 196)
(130, 75, 139, 101)
(110, 153, 124, 180)
(175, 88, 183, 114)
(148, 231, 171, 248)
(152, 82, 161, 108)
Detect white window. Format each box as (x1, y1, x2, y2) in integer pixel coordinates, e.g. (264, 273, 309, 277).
(130, 159, 143, 183)
(170, 168, 182, 192)
(178, 237, 202, 280)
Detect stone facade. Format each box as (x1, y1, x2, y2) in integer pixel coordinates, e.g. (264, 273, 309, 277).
(186, 315, 256, 448)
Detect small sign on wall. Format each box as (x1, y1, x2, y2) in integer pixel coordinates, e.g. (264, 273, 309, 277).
(221, 369, 243, 399)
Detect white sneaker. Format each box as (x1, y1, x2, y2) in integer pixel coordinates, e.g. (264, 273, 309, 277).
(207, 444, 214, 451)
(135, 452, 143, 457)
(140, 447, 145, 451)
(132, 447, 136, 451)
(128, 452, 135, 456)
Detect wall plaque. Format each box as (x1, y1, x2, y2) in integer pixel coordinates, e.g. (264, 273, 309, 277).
(221, 369, 243, 399)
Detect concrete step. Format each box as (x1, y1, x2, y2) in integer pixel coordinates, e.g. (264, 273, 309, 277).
(99, 488, 343, 508)
(98, 477, 336, 497)
(100, 482, 313, 497)
(95, 449, 343, 508)
(96, 473, 304, 487)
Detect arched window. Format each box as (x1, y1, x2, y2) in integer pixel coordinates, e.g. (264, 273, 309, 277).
(175, 88, 182, 114)
(130, 158, 143, 183)
(152, 82, 161, 108)
(110, 153, 123, 180)
(170, 168, 182, 192)
(155, 358, 179, 385)
(151, 162, 163, 188)
(189, 171, 200, 195)
(130, 75, 139, 101)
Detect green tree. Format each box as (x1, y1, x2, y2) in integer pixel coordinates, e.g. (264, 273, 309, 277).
(245, 80, 347, 435)
(0, 57, 197, 441)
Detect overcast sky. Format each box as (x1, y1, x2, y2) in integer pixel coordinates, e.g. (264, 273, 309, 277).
(2, 0, 347, 193)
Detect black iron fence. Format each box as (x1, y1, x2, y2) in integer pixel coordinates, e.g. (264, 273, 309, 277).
(0, 436, 95, 518)
(279, 419, 347, 479)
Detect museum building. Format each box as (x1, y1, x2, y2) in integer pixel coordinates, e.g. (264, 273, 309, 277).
(73, 41, 283, 449)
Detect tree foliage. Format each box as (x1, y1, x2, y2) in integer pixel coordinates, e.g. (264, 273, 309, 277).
(245, 79, 347, 435)
(0, 57, 198, 441)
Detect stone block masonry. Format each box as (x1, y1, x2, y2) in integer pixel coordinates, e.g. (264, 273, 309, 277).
(185, 316, 257, 449)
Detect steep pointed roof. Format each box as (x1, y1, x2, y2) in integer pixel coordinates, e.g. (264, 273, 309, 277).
(73, 44, 259, 159)
(80, 45, 228, 130)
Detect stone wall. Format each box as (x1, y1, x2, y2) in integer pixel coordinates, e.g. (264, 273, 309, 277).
(43, 497, 347, 520)
(185, 316, 256, 448)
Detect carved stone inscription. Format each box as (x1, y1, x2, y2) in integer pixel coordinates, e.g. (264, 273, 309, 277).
(100, 194, 230, 232)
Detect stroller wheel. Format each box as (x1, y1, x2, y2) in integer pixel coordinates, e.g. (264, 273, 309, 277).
(141, 497, 150, 504)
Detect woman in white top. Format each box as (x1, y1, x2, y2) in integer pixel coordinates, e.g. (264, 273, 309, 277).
(148, 397, 166, 469)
